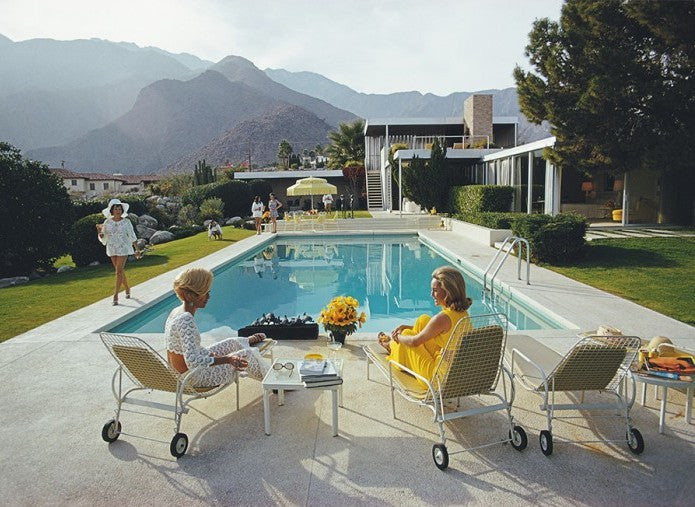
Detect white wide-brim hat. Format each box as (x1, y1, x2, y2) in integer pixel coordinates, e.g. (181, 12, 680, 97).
(102, 198, 130, 219)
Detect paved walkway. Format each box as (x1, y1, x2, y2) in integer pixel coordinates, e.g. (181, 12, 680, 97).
(1, 220, 694, 505)
(586, 226, 695, 241)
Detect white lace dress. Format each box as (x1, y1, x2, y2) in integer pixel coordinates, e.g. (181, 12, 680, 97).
(164, 306, 269, 387)
(98, 218, 137, 257)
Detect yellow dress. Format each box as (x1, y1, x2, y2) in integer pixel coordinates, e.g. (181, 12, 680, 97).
(387, 308, 470, 387)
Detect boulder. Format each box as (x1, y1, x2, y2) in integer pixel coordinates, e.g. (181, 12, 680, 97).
(146, 195, 159, 202)
(227, 216, 243, 226)
(243, 220, 256, 230)
(150, 230, 176, 245)
(56, 265, 75, 274)
(136, 224, 157, 240)
(0, 276, 30, 289)
(135, 238, 148, 250)
(88, 261, 100, 266)
(138, 214, 158, 228)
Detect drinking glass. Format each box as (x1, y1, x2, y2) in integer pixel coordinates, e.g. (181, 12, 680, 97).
(327, 333, 342, 360)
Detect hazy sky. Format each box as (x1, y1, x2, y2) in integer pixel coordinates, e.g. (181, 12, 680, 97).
(1, 0, 564, 95)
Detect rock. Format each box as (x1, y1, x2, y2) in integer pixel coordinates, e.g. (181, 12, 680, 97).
(135, 238, 147, 250)
(227, 216, 243, 226)
(0, 276, 30, 288)
(150, 230, 175, 245)
(243, 220, 256, 230)
(156, 204, 166, 210)
(28, 271, 42, 280)
(136, 224, 157, 240)
(138, 214, 158, 228)
(56, 265, 75, 274)
(146, 195, 159, 202)
(89, 261, 100, 266)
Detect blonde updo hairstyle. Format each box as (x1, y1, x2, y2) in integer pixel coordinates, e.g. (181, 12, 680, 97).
(173, 268, 213, 303)
(431, 266, 472, 312)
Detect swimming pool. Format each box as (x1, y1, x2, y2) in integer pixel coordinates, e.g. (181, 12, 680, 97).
(110, 235, 565, 334)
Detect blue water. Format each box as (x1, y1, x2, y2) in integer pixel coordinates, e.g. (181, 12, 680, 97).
(110, 235, 561, 334)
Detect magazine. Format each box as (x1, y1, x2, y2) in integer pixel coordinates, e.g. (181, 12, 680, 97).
(303, 378, 344, 388)
(299, 359, 326, 376)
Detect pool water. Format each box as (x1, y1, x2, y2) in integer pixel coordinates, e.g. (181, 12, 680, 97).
(110, 235, 562, 334)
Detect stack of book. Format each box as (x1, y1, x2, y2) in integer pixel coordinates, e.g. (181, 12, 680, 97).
(299, 359, 342, 388)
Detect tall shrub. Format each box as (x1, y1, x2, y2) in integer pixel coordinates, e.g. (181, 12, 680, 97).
(450, 185, 514, 214)
(0, 143, 73, 276)
(199, 198, 224, 221)
(512, 213, 587, 264)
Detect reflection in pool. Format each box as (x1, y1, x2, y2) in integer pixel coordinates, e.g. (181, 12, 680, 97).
(110, 235, 560, 334)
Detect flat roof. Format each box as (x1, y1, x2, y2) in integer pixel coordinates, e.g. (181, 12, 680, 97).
(365, 116, 518, 136)
(233, 169, 344, 180)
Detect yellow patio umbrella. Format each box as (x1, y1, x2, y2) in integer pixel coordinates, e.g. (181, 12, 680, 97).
(286, 177, 337, 209)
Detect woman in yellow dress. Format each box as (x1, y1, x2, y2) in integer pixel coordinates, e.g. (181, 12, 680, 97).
(378, 266, 472, 385)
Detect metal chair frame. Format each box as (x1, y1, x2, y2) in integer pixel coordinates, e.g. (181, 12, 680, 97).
(510, 335, 644, 456)
(364, 313, 528, 469)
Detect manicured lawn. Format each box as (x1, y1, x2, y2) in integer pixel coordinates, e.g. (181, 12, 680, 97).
(548, 237, 695, 325)
(0, 227, 254, 342)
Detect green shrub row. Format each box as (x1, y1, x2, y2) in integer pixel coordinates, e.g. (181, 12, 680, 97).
(511, 213, 587, 264)
(449, 185, 514, 214)
(453, 212, 519, 229)
(72, 195, 148, 221)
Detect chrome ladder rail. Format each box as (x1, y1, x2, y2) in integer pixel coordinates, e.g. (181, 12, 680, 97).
(482, 236, 531, 302)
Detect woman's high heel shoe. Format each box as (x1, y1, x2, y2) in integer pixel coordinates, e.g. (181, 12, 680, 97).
(125, 290, 131, 299)
(112, 297, 119, 306)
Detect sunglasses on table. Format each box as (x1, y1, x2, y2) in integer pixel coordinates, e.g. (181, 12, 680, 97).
(272, 362, 295, 376)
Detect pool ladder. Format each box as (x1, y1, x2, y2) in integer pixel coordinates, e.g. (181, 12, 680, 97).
(482, 236, 531, 302)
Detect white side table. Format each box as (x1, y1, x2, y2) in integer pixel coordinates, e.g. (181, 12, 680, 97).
(634, 372, 693, 434)
(261, 359, 343, 437)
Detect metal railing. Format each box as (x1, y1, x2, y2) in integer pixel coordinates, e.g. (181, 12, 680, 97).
(482, 236, 531, 301)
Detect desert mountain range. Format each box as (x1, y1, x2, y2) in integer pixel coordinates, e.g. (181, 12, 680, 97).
(0, 35, 550, 174)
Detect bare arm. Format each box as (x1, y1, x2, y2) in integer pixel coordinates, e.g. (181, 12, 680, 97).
(394, 312, 451, 347)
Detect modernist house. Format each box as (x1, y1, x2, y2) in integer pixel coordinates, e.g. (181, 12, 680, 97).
(50, 169, 162, 199)
(364, 94, 663, 225)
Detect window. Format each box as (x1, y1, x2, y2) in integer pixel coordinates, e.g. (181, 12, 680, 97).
(89, 183, 95, 190)
(103, 182, 109, 190)
(71, 179, 77, 186)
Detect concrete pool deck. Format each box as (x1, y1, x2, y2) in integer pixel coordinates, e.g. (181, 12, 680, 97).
(1, 221, 694, 505)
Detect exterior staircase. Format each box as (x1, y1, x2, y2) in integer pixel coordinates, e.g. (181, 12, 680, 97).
(366, 170, 384, 211)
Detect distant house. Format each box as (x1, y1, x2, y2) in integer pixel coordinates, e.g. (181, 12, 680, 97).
(50, 168, 162, 199)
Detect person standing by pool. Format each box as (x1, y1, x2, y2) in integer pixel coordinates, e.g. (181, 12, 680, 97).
(378, 266, 472, 387)
(322, 193, 333, 213)
(251, 195, 264, 235)
(96, 198, 141, 306)
(268, 193, 282, 233)
(165, 267, 269, 386)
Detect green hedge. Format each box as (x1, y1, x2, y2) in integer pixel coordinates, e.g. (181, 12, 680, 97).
(454, 212, 520, 229)
(511, 213, 587, 264)
(72, 196, 148, 221)
(449, 185, 514, 214)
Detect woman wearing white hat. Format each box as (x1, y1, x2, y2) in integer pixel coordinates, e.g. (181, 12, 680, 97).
(96, 198, 141, 305)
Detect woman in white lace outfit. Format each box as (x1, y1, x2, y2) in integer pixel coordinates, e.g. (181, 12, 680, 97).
(96, 198, 141, 305)
(165, 268, 270, 387)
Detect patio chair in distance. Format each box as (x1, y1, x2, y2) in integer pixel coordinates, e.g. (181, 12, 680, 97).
(363, 313, 527, 470)
(509, 334, 644, 456)
(99, 332, 275, 458)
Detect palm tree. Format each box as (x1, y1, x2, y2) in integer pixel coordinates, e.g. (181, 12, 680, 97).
(277, 139, 293, 170)
(326, 119, 365, 169)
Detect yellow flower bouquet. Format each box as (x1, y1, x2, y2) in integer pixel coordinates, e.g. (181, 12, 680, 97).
(318, 296, 366, 337)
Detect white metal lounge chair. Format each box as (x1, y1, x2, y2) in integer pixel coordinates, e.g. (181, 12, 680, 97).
(363, 313, 527, 470)
(509, 334, 643, 456)
(99, 332, 275, 458)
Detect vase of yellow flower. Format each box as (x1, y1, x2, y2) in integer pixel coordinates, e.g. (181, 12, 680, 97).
(318, 296, 366, 344)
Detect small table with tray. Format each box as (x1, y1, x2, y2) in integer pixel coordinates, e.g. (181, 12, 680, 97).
(261, 358, 344, 437)
(633, 371, 693, 434)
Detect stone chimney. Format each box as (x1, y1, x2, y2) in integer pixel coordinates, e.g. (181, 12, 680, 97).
(463, 94, 493, 145)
